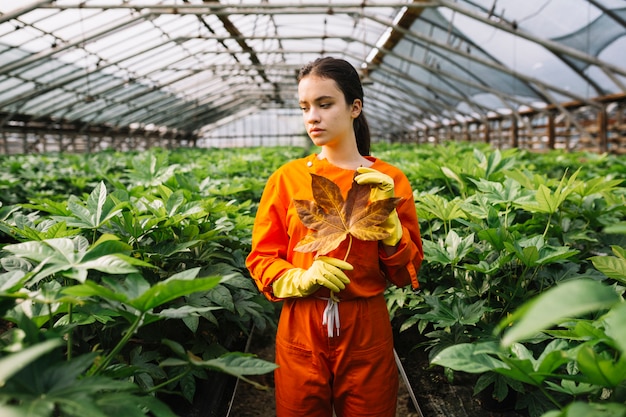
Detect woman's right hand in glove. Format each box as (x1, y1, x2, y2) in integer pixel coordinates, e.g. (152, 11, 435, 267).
(272, 256, 352, 298)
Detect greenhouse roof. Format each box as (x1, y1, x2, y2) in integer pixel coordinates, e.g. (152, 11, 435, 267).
(0, 0, 625, 144)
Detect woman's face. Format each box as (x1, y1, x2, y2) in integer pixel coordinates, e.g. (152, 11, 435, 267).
(298, 75, 361, 149)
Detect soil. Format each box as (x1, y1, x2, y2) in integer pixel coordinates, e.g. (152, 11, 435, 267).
(226, 325, 528, 417)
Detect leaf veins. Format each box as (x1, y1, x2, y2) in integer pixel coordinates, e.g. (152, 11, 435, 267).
(293, 173, 402, 255)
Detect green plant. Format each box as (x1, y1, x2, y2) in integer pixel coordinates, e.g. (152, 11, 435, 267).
(378, 141, 626, 415)
(0, 235, 277, 416)
(432, 278, 626, 417)
(0, 147, 296, 415)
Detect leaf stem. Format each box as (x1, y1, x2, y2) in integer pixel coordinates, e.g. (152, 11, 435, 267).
(146, 367, 191, 394)
(343, 235, 353, 263)
(88, 312, 145, 376)
(67, 304, 73, 361)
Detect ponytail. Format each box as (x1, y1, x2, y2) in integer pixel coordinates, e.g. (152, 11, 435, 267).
(354, 113, 370, 156)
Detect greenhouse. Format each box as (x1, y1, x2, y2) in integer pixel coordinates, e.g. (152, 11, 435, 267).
(0, 1, 625, 417)
(1, 0, 625, 153)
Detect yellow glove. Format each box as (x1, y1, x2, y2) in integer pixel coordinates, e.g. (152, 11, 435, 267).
(355, 167, 403, 246)
(355, 167, 394, 200)
(272, 256, 352, 298)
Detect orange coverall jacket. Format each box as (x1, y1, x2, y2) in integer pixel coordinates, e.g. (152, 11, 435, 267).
(246, 154, 423, 416)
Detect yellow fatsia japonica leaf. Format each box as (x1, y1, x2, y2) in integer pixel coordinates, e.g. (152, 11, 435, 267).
(293, 173, 402, 255)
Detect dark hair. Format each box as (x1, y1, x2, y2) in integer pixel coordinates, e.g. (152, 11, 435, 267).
(297, 57, 371, 156)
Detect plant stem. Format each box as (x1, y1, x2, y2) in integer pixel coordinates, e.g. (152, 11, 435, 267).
(543, 213, 553, 238)
(343, 235, 353, 262)
(67, 304, 73, 360)
(88, 312, 145, 376)
(507, 360, 563, 410)
(146, 367, 191, 394)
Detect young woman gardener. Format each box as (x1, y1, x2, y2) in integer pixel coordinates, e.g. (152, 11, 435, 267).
(246, 57, 423, 417)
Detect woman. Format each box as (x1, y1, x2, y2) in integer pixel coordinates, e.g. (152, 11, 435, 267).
(246, 57, 423, 417)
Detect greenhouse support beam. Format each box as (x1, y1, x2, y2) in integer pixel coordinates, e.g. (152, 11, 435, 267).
(366, 13, 602, 109)
(0, 11, 149, 75)
(436, 0, 626, 81)
(587, 0, 626, 30)
(0, 0, 55, 24)
(366, 0, 429, 68)
(38, 2, 438, 12)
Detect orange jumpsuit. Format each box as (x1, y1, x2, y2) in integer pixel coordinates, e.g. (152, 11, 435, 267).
(246, 154, 423, 417)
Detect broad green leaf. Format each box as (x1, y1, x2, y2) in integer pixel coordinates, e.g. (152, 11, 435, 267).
(189, 351, 278, 390)
(444, 230, 474, 262)
(130, 274, 224, 312)
(535, 244, 578, 266)
(53, 182, 126, 229)
(3, 240, 57, 263)
(591, 247, 626, 283)
(4, 237, 137, 284)
(422, 230, 475, 266)
(0, 402, 54, 417)
(415, 194, 466, 223)
(440, 166, 466, 195)
(604, 222, 626, 234)
(515, 169, 579, 214)
(498, 280, 621, 346)
(78, 255, 138, 275)
(470, 177, 524, 205)
(0, 270, 27, 293)
(88, 181, 108, 227)
(535, 340, 571, 374)
(165, 190, 185, 217)
(0, 338, 62, 386)
(62, 280, 130, 305)
(602, 303, 626, 353)
(542, 401, 626, 417)
(157, 305, 222, 319)
(126, 152, 179, 187)
(577, 345, 626, 387)
(131, 395, 178, 417)
(536, 184, 562, 213)
(612, 245, 626, 260)
(431, 341, 506, 373)
(574, 176, 623, 198)
(504, 240, 539, 266)
(543, 380, 597, 396)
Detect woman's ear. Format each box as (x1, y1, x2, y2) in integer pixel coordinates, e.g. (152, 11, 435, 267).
(351, 99, 362, 118)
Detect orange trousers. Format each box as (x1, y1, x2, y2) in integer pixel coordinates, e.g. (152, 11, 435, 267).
(274, 294, 398, 417)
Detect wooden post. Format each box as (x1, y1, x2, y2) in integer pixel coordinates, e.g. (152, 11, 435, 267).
(483, 119, 490, 144)
(511, 115, 519, 148)
(547, 113, 556, 149)
(598, 105, 608, 153)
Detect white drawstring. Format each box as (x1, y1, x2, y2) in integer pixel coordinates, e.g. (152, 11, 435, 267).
(322, 297, 340, 337)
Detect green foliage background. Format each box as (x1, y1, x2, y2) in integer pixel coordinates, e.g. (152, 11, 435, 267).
(1, 142, 625, 417)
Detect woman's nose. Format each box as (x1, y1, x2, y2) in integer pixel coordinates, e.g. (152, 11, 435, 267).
(306, 107, 320, 123)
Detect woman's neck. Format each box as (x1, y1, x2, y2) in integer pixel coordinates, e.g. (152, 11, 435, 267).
(317, 145, 372, 170)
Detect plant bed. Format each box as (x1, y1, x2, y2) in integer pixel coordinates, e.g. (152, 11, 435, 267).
(160, 325, 261, 417)
(226, 324, 524, 417)
(162, 371, 238, 417)
(392, 326, 527, 417)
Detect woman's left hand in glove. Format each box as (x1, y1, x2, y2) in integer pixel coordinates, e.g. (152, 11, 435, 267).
(355, 167, 403, 246)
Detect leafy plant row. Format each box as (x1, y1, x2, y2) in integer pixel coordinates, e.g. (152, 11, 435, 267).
(0, 147, 306, 416)
(377, 143, 626, 417)
(1, 143, 625, 417)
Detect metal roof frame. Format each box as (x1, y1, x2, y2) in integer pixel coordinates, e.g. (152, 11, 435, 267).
(0, 0, 624, 150)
